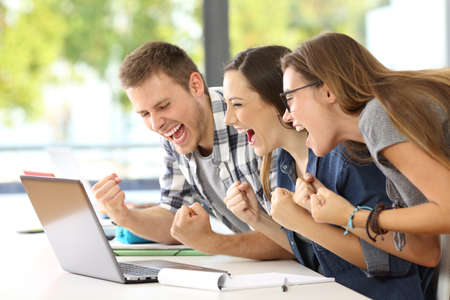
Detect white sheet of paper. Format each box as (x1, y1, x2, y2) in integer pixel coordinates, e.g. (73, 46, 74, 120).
(157, 268, 334, 291)
(222, 272, 334, 291)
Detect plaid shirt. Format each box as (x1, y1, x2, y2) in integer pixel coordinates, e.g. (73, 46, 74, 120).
(158, 87, 277, 233)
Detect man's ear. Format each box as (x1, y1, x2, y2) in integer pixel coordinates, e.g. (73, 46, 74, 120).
(189, 72, 205, 97)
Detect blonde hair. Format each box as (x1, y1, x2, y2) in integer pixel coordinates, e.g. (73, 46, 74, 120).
(282, 32, 450, 168)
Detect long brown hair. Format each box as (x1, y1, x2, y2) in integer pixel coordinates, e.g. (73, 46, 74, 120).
(225, 45, 292, 200)
(282, 32, 450, 168)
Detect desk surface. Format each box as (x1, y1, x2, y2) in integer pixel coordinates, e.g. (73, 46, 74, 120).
(0, 233, 369, 300)
(0, 194, 368, 299)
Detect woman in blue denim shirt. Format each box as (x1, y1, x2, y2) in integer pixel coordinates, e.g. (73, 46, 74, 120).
(222, 45, 437, 299)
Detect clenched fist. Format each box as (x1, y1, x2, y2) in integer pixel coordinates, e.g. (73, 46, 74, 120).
(224, 181, 261, 227)
(170, 202, 214, 252)
(92, 173, 129, 226)
(271, 187, 310, 230)
(309, 177, 354, 227)
(293, 173, 316, 211)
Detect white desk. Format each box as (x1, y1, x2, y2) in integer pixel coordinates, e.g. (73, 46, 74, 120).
(0, 233, 369, 300)
(0, 194, 368, 299)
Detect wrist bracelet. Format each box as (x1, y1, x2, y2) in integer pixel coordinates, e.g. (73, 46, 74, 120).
(366, 202, 389, 242)
(344, 205, 373, 235)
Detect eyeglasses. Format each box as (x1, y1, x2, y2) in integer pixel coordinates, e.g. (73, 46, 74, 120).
(280, 80, 322, 112)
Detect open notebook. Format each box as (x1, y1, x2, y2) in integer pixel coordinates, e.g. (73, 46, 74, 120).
(157, 268, 334, 291)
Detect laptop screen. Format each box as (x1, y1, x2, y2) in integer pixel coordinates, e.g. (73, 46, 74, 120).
(20, 176, 125, 282)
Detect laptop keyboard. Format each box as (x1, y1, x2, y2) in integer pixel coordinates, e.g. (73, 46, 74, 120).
(119, 263, 159, 279)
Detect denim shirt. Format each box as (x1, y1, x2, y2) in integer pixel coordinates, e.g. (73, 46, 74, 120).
(277, 146, 436, 300)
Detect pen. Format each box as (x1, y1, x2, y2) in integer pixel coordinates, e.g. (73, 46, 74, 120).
(16, 228, 44, 234)
(281, 277, 288, 292)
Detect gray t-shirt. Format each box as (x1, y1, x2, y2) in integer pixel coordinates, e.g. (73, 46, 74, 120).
(359, 98, 449, 249)
(193, 150, 250, 233)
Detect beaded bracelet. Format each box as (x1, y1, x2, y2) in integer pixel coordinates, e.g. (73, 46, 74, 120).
(366, 202, 389, 242)
(344, 205, 373, 235)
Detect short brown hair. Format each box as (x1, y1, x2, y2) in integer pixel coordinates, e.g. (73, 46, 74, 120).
(119, 41, 208, 94)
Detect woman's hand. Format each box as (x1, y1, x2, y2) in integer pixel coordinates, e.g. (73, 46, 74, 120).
(309, 177, 355, 227)
(293, 173, 316, 211)
(224, 181, 261, 227)
(271, 187, 310, 230)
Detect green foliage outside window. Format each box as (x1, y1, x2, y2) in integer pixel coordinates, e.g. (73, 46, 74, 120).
(0, 0, 385, 124)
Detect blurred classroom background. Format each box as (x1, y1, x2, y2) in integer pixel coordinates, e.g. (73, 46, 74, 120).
(0, 0, 448, 230)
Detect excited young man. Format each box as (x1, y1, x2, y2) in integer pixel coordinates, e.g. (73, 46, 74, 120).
(92, 41, 293, 260)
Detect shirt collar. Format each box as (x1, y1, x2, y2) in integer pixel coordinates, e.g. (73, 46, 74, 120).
(183, 87, 235, 164)
(210, 87, 236, 164)
(278, 148, 295, 175)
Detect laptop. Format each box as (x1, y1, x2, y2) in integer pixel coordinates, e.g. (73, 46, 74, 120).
(45, 147, 100, 216)
(20, 175, 226, 283)
(46, 147, 118, 239)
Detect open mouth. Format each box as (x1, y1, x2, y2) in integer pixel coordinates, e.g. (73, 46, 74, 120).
(292, 122, 305, 132)
(163, 124, 187, 144)
(246, 129, 256, 145)
(295, 124, 305, 132)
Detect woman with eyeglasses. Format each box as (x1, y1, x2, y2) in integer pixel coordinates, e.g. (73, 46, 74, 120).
(222, 45, 437, 299)
(279, 32, 449, 247)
